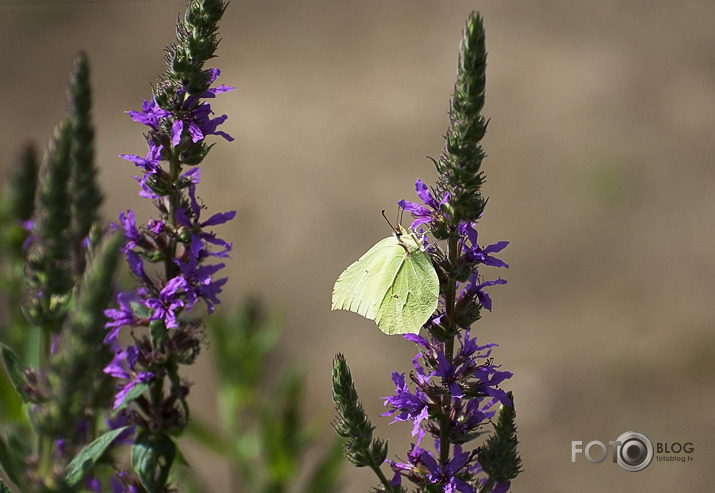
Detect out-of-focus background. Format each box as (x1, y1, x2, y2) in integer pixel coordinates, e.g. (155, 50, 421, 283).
(2, 0, 714, 491)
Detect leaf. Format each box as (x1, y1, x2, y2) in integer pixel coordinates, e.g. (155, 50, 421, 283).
(114, 382, 148, 412)
(131, 431, 176, 493)
(0, 343, 30, 403)
(65, 425, 132, 487)
(0, 479, 12, 493)
(0, 433, 22, 487)
(332, 226, 439, 335)
(130, 299, 152, 318)
(0, 368, 24, 423)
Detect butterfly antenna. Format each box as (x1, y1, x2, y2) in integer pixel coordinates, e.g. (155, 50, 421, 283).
(381, 209, 400, 236)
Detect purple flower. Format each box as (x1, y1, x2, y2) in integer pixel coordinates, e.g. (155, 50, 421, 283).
(389, 445, 476, 493)
(84, 477, 102, 492)
(462, 273, 507, 312)
(105, 412, 135, 446)
(176, 184, 235, 259)
(143, 276, 188, 329)
(116, 210, 142, 252)
(175, 255, 227, 313)
(104, 346, 155, 409)
(399, 179, 450, 229)
(459, 221, 509, 268)
(382, 371, 430, 437)
(104, 292, 138, 343)
(120, 143, 163, 189)
(492, 481, 511, 493)
(169, 70, 235, 146)
(126, 98, 171, 131)
(110, 471, 141, 493)
(383, 331, 513, 488)
(125, 250, 150, 285)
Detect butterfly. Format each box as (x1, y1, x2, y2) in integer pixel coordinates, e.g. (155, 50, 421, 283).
(331, 225, 439, 335)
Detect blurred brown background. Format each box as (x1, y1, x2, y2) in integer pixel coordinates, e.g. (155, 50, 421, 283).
(2, 0, 714, 491)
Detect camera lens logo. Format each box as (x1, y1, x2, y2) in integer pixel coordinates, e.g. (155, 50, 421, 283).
(615, 431, 653, 472)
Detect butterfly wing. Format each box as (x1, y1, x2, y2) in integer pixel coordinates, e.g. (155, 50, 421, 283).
(374, 246, 439, 335)
(331, 236, 405, 321)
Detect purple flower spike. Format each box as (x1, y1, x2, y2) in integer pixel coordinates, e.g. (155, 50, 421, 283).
(117, 210, 142, 252)
(384, 329, 514, 489)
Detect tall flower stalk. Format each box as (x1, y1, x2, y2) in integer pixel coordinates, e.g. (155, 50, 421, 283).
(333, 11, 521, 492)
(101, 0, 234, 489)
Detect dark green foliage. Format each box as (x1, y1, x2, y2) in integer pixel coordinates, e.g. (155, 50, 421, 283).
(41, 233, 122, 443)
(0, 53, 117, 491)
(478, 392, 523, 484)
(65, 426, 132, 487)
(331, 354, 386, 469)
(0, 144, 40, 314)
(3, 144, 39, 224)
(67, 52, 102, 275)
(23, 120, 75, 329)
(434, 12, 489, 228)
(0, 145, 40, 418)
(0, 344, 31, 404)
(156, 0, 228, 105)
(332, 354, 402, 493)
(132, 431, 177, 493)
(0, 431, 23, 487)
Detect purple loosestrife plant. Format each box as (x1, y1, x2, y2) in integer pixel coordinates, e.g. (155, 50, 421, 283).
(98, 0, 234, 490)
(0, 52, 130, 492)
(333, 12, 522, 493)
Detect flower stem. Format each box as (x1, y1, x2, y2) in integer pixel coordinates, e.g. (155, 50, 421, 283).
(439, 234, 459, 465)
(166, 152, 181, 281)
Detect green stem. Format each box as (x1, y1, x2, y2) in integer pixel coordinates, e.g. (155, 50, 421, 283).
(38, 435, 53, 479)
(370, 459, 395, 492)
(148, 374, 165, 437)
(38, 324, 54, 474)
(37, 307, 56, 476)
(439, 235, 459, 466)
(165, 152, 181, 282)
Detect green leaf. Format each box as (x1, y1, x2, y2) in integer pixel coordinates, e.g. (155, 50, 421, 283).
(0, 433, 22, 487)
(331, 226, 439, 335)
(4, 429, 30, 461)
(65, 425, 131, 486)
(131, 431, 176, 493)
(114, 382, 148, 412)
(0, 479, 12, 493)
(0, 343, 30, 403)
(0, 363, 25, 422)
(130, 299, 152, 318)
